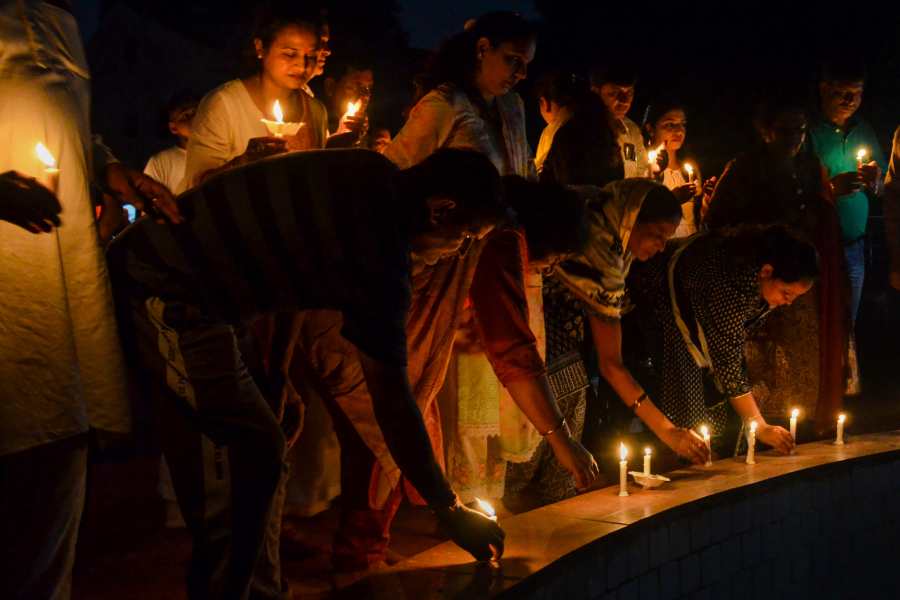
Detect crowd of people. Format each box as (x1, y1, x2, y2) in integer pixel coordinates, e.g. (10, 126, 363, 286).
(2, 2, 899, 599)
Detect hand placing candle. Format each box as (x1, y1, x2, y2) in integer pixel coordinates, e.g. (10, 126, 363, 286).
(35, 142, 59, 194)
(836, 413, 846, 445)
(746, 420, 757, 465)
(643, 447, 652, 476)
(700, 425, 712, 466)
(618, 443, 629, 497)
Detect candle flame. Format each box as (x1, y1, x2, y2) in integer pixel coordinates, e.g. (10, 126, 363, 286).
(272, 100, 284, 123)
(791, 408, 800, 419)
(856, 148, 867, 161)
(474, 497, 496, 518)
(838, 413, 846, 424)
(648, 150, 658, 163)
(684, 163, 694, 176)
(749, 419, 758, 433)
(619, 442, 628, 461)
(700, 425, 710, 439)
(35, 142, 56, 168)
(644, 446, 652, 456)
(346, 100, 362, 118)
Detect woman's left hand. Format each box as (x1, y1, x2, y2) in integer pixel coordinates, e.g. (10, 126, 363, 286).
(757, 424, 794, 454)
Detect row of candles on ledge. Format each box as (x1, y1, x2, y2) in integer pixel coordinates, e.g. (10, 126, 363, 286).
(474, 409, 850, 517)
(615, 409, 849, 497)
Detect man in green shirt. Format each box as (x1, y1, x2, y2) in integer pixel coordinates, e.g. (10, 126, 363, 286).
(808, 59, 885, 327)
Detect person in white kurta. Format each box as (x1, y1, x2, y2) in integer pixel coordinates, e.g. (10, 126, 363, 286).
(0, 1, 129, 597)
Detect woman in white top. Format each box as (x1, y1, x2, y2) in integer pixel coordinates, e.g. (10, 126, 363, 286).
(178, 9, 329, 192)
(644, 100, 707, 238)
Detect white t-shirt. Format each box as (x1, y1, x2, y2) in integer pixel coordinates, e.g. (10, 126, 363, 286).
(661, 167, 697, 238)
(144, 145, 186, 194)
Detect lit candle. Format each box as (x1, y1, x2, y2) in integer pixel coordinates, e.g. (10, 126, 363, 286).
(789, 408, 799, 454)
(618, 443, 629, 497)
(746, 420, 757, 465)
(474, 497, 497, 522)
(856, 147, 868, 170)
(836, 413, 846, 445)
(643, 447, 652, 476)
(647, 144, 663, 173)
(35, 142, 59, 194)
(271, 100, 285, 137)
(344, 99, 362, 120)
(684, 162, 695, 182)
(700, 425, 712, 466)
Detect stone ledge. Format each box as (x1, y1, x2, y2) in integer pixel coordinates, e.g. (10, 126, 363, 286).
(335, 431, 900, 599)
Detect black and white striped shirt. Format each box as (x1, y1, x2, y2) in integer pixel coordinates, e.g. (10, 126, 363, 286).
(108, 149, 411, 366)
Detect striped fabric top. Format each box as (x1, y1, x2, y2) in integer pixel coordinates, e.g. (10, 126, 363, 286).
(108, 149, 411, 366)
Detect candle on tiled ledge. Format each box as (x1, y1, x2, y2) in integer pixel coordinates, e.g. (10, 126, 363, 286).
(700, 425, 712, 466)
(836, 413, 846, 445)
(746, 420, 757, 465)
(618, 443, 629, 497)
(789, 408, 799, 454)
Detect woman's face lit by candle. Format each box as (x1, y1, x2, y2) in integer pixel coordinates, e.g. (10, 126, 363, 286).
(254, 23, 321, 91)
(628, 219, 678, 261)
(757, 264, 814, 308)
(596, 83, 635, 120)
(649, 109, 687, 152)
(474, 36, 536, 100)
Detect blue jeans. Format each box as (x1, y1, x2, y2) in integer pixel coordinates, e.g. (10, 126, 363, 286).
(844, 238, 866, 326)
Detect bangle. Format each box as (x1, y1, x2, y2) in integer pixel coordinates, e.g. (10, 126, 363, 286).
(631, 392, 647, 412)
(541, 416, 567, 437)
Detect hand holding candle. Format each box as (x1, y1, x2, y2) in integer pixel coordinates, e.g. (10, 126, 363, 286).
(618, 443, 629, 497)
(836, 413, 846, 445)
(746, 420, 757, 465)
(35, 142, 59, 194)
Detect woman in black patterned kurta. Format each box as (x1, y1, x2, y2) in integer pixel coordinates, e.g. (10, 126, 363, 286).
(632, 227, 818, 455)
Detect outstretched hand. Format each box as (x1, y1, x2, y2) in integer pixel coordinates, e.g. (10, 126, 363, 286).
(0, 170, 61, 233)
(548, 430, 600, 491)
(663, 427, 710, 465)
(104, 162, 182, 224)
(435, 502, 506, 561)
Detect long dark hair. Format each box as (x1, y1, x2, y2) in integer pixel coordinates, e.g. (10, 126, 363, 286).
(241, 2, 326, 75)
(642, 98, 687, 146)
(720, 225, 820, 283)
(420, 12, 536, 96)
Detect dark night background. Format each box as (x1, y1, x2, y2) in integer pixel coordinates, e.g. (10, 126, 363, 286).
(75, 1, 900, 180)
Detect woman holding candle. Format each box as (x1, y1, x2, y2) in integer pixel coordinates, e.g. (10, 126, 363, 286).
(643, 100, 709, 238)
(704, 95, 848, 435)
(178, 5, 330, 191)
(631, 225, 814, 456)
(506, 179, 716, 510)
(383, 12, 540, 504)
